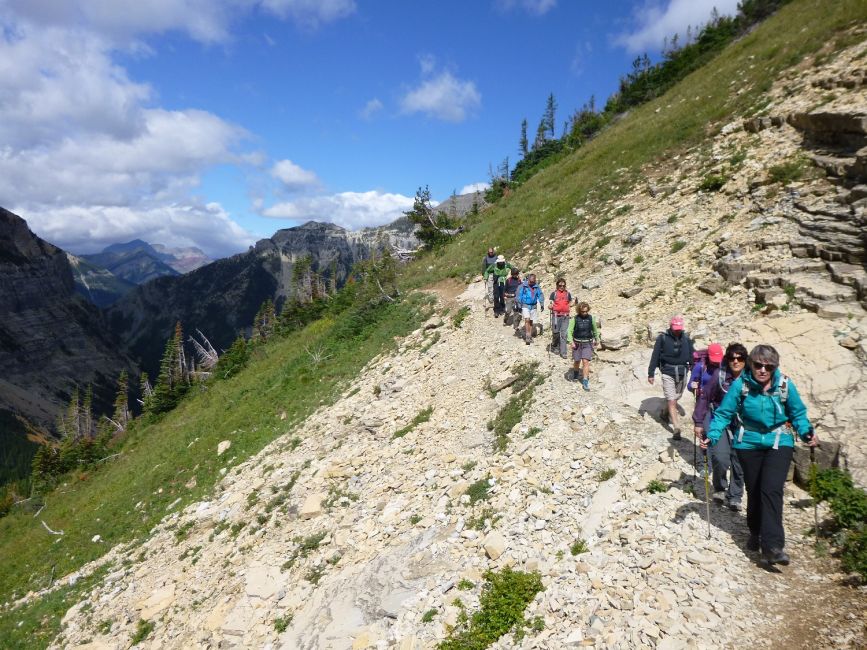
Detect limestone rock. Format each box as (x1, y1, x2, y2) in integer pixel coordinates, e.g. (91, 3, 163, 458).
(483, 531, 507, 560)
(217, 440, 231, 456)
(300, 493, 326, 519)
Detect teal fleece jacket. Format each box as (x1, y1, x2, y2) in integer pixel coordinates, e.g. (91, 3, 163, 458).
(707, 369, 812, 450)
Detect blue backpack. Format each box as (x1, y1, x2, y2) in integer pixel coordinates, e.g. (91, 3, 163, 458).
(517, 282, 541, 306)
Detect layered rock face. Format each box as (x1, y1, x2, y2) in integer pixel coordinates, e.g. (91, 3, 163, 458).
(108, 219, 419, 374)
(0, 208, 132, 432)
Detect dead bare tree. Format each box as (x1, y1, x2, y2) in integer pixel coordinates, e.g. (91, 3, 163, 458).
(189, 329, 219, 370)
(305, 345, 333, 366)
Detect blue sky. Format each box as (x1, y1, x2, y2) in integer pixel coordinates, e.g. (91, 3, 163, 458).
(0, 0, 739, 258)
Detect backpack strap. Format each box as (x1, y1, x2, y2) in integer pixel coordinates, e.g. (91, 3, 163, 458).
(736, 380, 750, 443)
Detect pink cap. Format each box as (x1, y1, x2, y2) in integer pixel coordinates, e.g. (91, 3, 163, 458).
(670, 315, 685, 331)
(707, 343, 724, 363)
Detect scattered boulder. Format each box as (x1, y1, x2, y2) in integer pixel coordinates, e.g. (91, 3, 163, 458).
(482, 531, 507, 560)
(300, 493, 326, 519)
(601, 324, 632, 351)
(217, 440, 231, 456)
(619, 287, 643, 298)
(582, 277, 602, 290)
(792, 441, 842, 488)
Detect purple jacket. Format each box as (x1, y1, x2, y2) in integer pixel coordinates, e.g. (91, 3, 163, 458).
(693, 366, 739, 426)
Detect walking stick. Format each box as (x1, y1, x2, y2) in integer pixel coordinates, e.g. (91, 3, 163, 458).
(811, 445, 820, 544)
(703, 449, 711, 539)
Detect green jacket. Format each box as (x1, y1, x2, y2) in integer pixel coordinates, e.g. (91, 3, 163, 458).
(484, 262, 512, 285)
(567, 314, 600, 343)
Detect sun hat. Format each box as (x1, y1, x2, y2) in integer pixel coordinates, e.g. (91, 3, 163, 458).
(496, 254, 506, 262)
(707, 342, 724, 363)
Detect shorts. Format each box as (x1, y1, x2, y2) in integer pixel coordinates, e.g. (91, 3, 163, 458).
(572, 341, 593, 361)
(521, 306, 537, 321)
(662, 374, 687, 401)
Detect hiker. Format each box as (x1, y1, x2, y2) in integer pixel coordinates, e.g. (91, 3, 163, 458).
(516, 273, 544, 345)
(483, 255, 512, 317)
(647, 315, 694, 440)
(503, 268, 522, 327)
(549, 278, 572, 358)
(701, 344, 817, 565)
(693, 343, 746, 511)
(482, 247, 498, 306)
(567, 301, 601, 391)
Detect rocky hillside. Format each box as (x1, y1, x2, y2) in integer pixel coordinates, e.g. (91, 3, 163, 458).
(67, 253, 137, 308)
(0, 209, 134, 442)
(107, 218, 418, 374)
(10, 8, 867, 650)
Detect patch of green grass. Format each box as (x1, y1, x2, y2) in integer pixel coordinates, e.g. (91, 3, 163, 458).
(274, 613, 293, 633)
(523, 427, 541, 439)
(486, 362, 544, 451)
(392, 406, 434, 439)
(409, 514, 422, 525)
(452, 305, 471, 328)
(323, 482, 360, 510)
(570, 539, 589, 555)
(670, 240, 687, 253)
(768, 156, 811, 185)
(667, 214, 679, 224)
(130, 619, 155, 646)
(646, 479, 669, 494)
(698, 174, 727, 192)
(437, 568, 545, 650)
(420, 330, 441, 354)
(594, 235, 612, 250)
(462, 460, 478, 473)
(465, 478, 492, 505)
(633, 254, 644, 264)
(305, 565, 326, 585)
(98, 619, 113, 635)
(467, 506, 500, 531)
(598, 468, 617, 482)
(174, 520, 195, 544)
(457, 578, 475, 591)
(422, 608, 437, 623)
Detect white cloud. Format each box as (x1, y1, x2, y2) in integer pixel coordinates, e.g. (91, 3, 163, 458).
(359, 98, 384, 120)
(262, 191, 415, 230)
(270, 159, 320, 190)
(614, 0, 740, 54)
(459, 182, 489, 195)
(19, 201, 255, 257)
(401, 72, 481, 123)
(495, 0, 557, 16)
(4, 0, 356, 43)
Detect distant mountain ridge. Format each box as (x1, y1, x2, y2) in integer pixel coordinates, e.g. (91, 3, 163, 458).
(108, 217, 419, 376)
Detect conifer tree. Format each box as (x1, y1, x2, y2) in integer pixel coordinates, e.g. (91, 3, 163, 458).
(140, 371, 153, 414)
(533, 119, 547, 150)
(252, 299, 276, 342)
(81, 384, 93, 439)
(150, 322, 188, 415)
(519, 118, 529, 157)
(64, 386, 80, 440)
(544, 93, 557, 138)
(113, 370, 129, 428)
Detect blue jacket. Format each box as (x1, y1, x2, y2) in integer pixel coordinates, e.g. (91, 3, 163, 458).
(516, 282, 544, 307)
(707, 369, 812, 450)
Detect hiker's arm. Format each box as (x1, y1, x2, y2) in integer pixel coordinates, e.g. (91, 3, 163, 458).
(693, 379, 713, 427)
(483, 264, 493, 280)
(648, 338, 662, 379)
(592, 317, 601, 343)
(785, 381, 813, 440)
(566, 318, 575, 345)
(707, 379, 741, 444)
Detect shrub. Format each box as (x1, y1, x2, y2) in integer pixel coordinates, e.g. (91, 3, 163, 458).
(421, 608, 437, 623)
(840, 528, 867, 581)
(598, 468, 617, 481)
(670, 240, 687, 253)
(392, 406, 434, 439)
(829, 488, 867, 531)
(131, 619, 155, 645)
(698, 174, 727, 192)
(768, 158, 807, 184)
(570, 539, 589, 555)
(274, 614, 293, 633)
(457, 578, 475, 591)
(646, 479, 669, 493)
(437, 568, 544, 650)
(465, 478, 492, 505)
(452, 306, 471, 328)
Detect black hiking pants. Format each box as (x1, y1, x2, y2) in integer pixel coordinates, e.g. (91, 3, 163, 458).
(493, 282, 506, 315)
(736, 446, 793, 553)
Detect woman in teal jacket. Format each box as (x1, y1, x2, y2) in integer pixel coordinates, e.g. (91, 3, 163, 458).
(702, 344, 817, 565)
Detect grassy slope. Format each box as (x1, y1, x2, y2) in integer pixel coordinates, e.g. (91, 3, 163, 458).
(0, 296, 432, 648)
(406, 0, 866, 286)
(1, 0, 866, 646)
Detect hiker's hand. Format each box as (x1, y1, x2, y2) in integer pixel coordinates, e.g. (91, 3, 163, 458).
(805, 429, 819, 446)
(694, 426, 703, 438)
(647, 377, 654, 385)
(699, 437, 710, 450)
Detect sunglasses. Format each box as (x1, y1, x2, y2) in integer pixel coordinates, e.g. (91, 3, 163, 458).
(727, 355, 746, 362)
(557, 283, 565, 287)
(752, 362, 776, 372)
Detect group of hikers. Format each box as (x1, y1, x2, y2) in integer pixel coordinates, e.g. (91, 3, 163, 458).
(482, 248, 600, 391)
(482, 247, 820, 567)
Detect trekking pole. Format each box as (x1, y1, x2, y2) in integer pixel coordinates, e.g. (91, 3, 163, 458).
(703, 449, 711, 539)
(811, 444, 820, 544)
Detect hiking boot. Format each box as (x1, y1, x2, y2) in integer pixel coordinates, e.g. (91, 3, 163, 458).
(763, 548, 790, 566)
(671, 427, 682, 441)
(746, 533, 760, 552)
(582, 379, 590, 391)
(525, 336, 531, 346)
(727, 499, 742, 512)
(713, 491, 726, 504)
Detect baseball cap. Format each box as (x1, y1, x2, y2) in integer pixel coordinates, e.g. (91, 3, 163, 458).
(670, 315, 685, 331)
(707, 343, 724, 363)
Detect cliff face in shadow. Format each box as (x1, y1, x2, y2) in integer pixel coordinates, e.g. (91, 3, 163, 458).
(0, 208, 134, 441)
